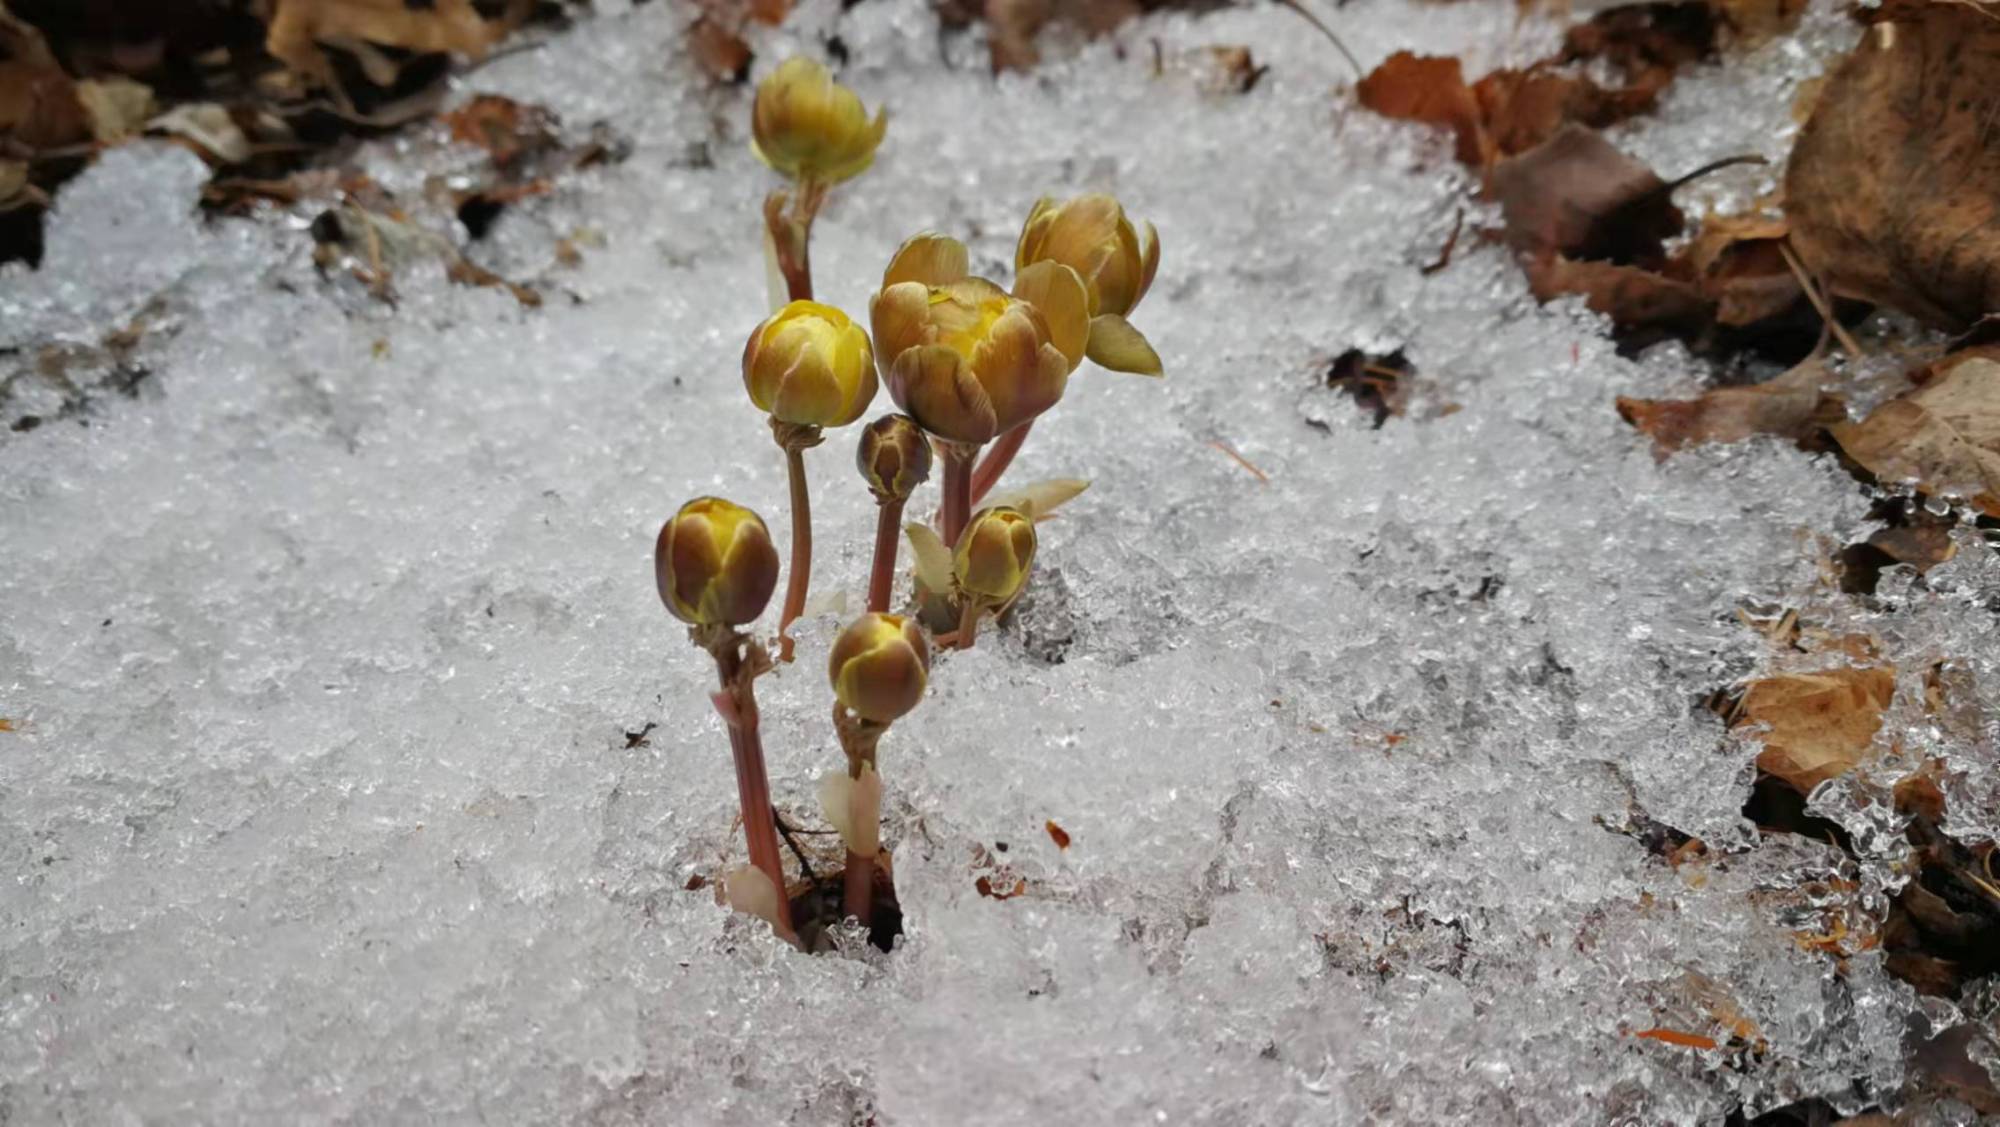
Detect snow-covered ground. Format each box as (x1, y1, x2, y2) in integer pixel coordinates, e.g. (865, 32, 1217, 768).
(3, 1, 1994, 1122)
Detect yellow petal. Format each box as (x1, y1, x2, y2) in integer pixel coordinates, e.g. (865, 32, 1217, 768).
(1014, 196, 1057, 272)
(1134, 220, 1160, 310)
(890, 343, 998, 443)
(769, 341, 845, 426)
(1012, 261, 1090, 371)
(869, 281, 935, 373)
(1085, 314, 1163, 376)
(883, 232, 969, 289)
(970, 306, 1054, 434)
(828, 321, 878, 426)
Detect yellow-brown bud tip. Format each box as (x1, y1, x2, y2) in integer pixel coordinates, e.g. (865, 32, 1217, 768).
(743, 300, 877, 428)
(655, 497, 780, 627)
(856, 413, 933, 501)
(952, 506, 1037, 605)
(828, 612, 930, 723)
(749, 56, 888, 186)
(1014, 193, 1159, 321)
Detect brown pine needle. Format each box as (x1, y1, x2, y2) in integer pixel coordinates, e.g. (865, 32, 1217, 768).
(1208, 439, 1271, 483)
(1274, 0, 1364, 79)
(1779, 239, 1864, 359)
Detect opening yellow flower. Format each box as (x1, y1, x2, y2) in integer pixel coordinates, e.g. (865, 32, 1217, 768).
(869, 233, 1089, 446)
(750, 57, 888, 186)
(743, 300, 877, 428)
(1015, 194, 1162, 376)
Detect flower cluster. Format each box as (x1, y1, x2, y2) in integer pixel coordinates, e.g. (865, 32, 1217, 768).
(652, 55, 1162, 948)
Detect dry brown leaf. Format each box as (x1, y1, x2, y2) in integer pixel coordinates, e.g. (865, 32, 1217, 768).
(1491, 125, 1682, 263)
(1732, 665, 1895, 794)
(1671, 211, 1801, 327)
(1618, 359, 1841, 452)
(0, 4, 89, 151)
(262, 0, 506, 85)
(685, 17, 751, 84)
(75, 77, 155, 144)
(1784, 5, 2000, 330)
(1526, 255, 1711, 334)
(1709, 0, 1806, 45)
(985, 0, 1050, 73)
(1469, 66, 1654, 160)
(444, 95, 557, 170)
(148, 103, 252, 164)
(1829, 356, 2000, 516)
(1560, 2, 1715, 80)
(1355, 53, 1489, 168)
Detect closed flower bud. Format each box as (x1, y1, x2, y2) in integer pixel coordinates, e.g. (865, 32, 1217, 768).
(856, 413, 932, 501)
(655, 498, 780, 627)
(743, 300, 877, 428)
(870, 233, 1089, 444)
(828, 612, 930, 723)
(750, 56, 888, 186)
(1016, 194, 1159, 319)
(1015, 195, 1163, 376)
(952, 506, 1036, 605)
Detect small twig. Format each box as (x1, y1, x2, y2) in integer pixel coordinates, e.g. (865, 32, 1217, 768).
(1778, 238, 1864, 358)
(1662, 154, 1768, 194)
(1207, 438, 1271, 483)
(1420, 208, 1464, 276)
(772, 808, 822, 886)
(1274, 0, 1364, 79)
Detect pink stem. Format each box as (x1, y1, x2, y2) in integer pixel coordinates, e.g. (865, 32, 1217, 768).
(970, 421, 1032, 505)
(867, 498, 905, 614)
(940, 442, 976, 549)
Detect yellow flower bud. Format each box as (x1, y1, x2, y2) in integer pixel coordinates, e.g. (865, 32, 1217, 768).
(827, 612, 930, 723)
(655, 497, 780, 627)
(1016, 195, 1164, 377)
(742, 300, 877, 428)
(749, 56, 888, 186)
(869, 232, 1088, 445)
(952, 506, 1036, 605)
(856, 413, 932, 501)
(1015, 194, 1159, 319)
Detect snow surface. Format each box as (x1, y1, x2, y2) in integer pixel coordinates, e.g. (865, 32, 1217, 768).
(2, 0, 1996, 1122)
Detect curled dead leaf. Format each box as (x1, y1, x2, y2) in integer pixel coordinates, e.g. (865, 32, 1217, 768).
(1526, 255, 1711, 337)
(1729, 665, 1895, 794)
(1671, 211, 1801, 328)
(75, 77, 155, 145)
(1829, 356, 2000, 516)
(0, 4, 88, 151)
(1617, 359, 1842, 453)
(262, 0, 506, 82)
(1492, 125, 1682, 264)
(1784, 5, 2000, 330)
(1356, 52, 1488, 168)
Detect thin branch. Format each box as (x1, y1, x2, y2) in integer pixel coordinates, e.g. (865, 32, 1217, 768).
(1274, 0, 1364, 79)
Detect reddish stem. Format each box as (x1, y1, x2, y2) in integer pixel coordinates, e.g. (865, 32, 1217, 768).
(843, 849, 874, 930)
(939, 441, 977, 549)
(970, 421, 1032, 505)
(777, 443, 811, 662)
(955, 596, 981, 650)
(763, 183, 826, 304)
(711, 649, 794, 935)
(867, 497, 905, 614)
